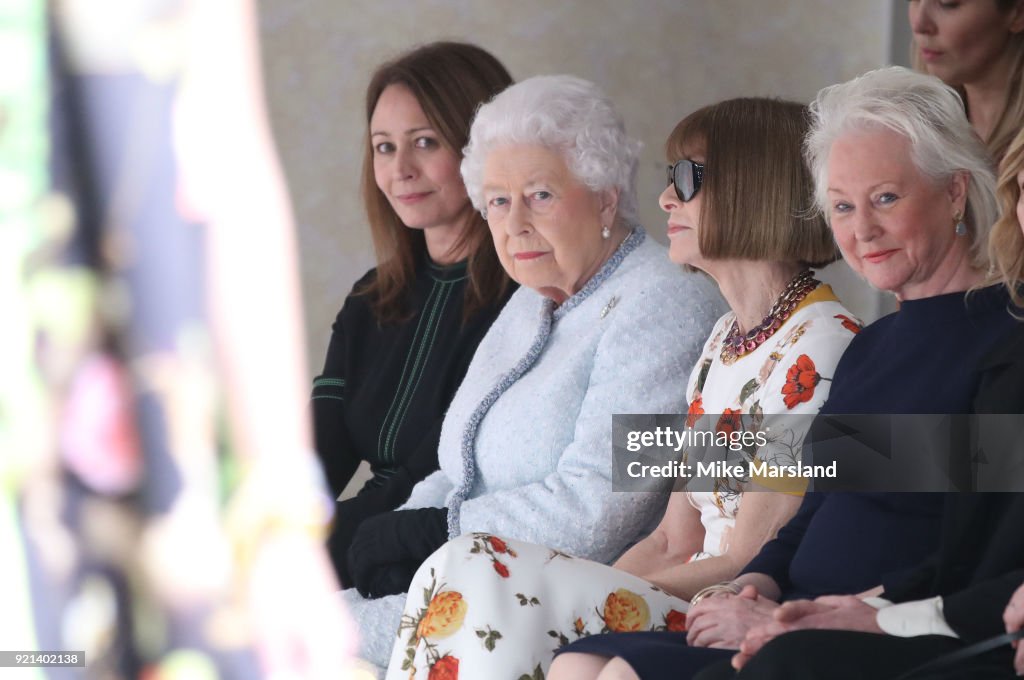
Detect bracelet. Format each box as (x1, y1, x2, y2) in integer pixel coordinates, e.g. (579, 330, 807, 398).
(690, 581, 742, 607)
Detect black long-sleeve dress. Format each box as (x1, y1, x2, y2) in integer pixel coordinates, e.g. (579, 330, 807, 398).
(695, 321, 1024, 680)
(312, 256, 512, 584)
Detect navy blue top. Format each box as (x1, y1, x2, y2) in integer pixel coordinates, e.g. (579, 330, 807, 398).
(742, 286, 1016, 599)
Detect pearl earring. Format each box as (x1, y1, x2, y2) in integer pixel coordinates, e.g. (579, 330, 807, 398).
(601, 225, 611, 239)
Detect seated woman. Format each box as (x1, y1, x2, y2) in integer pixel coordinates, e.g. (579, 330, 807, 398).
(551, 66, 1019, 680)
(908, 0, 1024, 161)
(342, 74, 725, 669)
(383, 97, 859, 680)
(691, 109, 1024, 680)
(311, 42, 516, 585)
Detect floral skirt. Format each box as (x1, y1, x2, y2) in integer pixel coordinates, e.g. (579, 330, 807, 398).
(383, 533, 689, 680)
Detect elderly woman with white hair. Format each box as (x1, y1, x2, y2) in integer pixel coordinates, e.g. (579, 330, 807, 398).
(340, 74, 723, 670)
(690, 89, 1024, 680)
(548, 65, 1020, 680)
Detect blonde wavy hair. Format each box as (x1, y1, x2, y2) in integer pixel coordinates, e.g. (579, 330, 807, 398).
(988, 125, 1024, 309)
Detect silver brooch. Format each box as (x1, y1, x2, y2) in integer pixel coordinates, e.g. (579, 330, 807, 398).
(600, 295, 619, 319)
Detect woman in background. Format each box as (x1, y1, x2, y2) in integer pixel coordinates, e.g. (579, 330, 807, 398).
(311, 42, 515, 587)
(909, 0, 1024, 160)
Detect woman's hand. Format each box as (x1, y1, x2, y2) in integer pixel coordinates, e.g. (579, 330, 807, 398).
(346, 507, 448, 597)
(686, 585, 779, 649)
(773, 595, 883, 632)
(731, 618, 795, 670)
(624, 491, 797, 601)
(1004, 581, 1024, 675)
(612, 492, 704, 581)
(731, 595, 883, 670)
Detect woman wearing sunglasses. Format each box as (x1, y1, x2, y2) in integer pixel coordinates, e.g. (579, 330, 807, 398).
(383, 97, 858, 680)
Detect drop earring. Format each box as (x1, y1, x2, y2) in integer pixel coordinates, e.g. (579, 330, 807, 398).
(601, 224, 611, 239)
(954, 211, 967, 236)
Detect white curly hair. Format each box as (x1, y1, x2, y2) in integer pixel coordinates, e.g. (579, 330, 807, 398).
(461, 74, 643, 225)
(804, 66, 997, 271)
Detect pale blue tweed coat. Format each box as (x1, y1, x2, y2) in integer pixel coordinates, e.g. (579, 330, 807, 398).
(342, 228, 725, 669)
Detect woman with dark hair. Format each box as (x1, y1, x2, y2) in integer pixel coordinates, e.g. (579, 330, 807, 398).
(311, 41, 515, 587)
(909, 0, 1024, 161)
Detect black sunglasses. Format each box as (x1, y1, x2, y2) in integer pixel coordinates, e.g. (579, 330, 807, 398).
(667, 159, 705, 202)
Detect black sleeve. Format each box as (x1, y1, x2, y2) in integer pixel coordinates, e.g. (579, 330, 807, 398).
(312, 304, 361, 499)
(942, 569, 1024, 643)
(327, 419, 443, 585)
(740, 492, 825, 594)
(323, 282, 507, 582)
(880, 551, 940, 602)
(337, 419, 441, 512)
(329, 287, 504, 514)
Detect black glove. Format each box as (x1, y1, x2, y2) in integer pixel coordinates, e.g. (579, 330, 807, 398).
(347, 507, 449, 598)
(355, 561, 421, 599)
(326, 495, 372, 587)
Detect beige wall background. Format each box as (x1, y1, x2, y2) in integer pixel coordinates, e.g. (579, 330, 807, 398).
(259, 0, 900, 385)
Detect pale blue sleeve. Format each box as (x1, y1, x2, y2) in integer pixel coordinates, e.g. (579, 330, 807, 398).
(455, 271, 724, 563)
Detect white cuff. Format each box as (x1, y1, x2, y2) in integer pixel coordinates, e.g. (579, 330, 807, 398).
(874, 596, 960, 638)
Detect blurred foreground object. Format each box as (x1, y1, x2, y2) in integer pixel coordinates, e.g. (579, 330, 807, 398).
(1, 0, 357, 676)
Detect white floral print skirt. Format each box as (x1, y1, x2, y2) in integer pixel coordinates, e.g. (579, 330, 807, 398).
(384, 533, 689, 680)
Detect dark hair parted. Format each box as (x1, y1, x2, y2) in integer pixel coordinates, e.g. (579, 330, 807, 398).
(666, 98, 840, 269)
(359, 41, 514, 323)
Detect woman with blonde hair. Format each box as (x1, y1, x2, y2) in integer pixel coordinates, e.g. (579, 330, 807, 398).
(909, 0, 1024, 160)
(989, 114, 1024, 305)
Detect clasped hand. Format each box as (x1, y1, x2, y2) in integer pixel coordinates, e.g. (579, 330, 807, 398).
(686, 585, 780, 649)
(345, 507, 448, 598)
(731, 595, 882, 670)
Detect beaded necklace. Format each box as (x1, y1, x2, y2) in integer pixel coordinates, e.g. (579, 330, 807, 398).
(719, 269, 820, 365)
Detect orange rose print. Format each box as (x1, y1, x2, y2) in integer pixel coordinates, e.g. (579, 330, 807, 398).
(782, 354, 821, 409)
(665, 609, 687, 632)
(487, 536, 508, 553)
(834, 314, 862, 334)
(716, 408, 742, 436)
(603, 588, 651, 632)
(574, 617, 586, 635)
(428, 655, 459, 680)
(686, 396, 705, 428)
(416, 591, 468, 640)
(493, 561, 510, 578)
